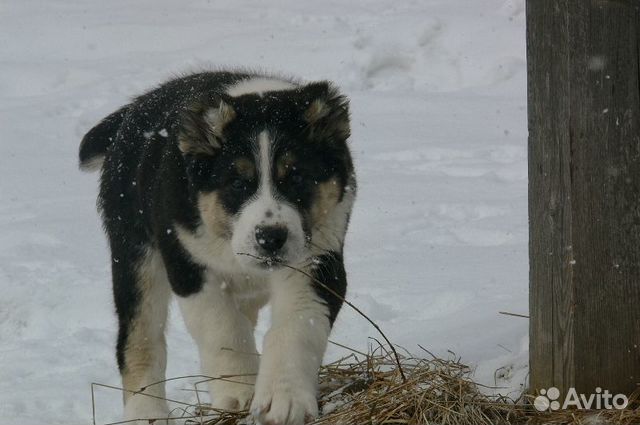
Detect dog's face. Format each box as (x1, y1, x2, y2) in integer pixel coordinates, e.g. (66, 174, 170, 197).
(178, 82, 352, 271)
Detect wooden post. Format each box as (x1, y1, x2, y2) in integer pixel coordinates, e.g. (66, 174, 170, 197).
(528, 0, 640, 397)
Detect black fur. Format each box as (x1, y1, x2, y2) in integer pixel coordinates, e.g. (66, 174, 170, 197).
(79, 105, 129, 168)
(311, 252, 348, 326)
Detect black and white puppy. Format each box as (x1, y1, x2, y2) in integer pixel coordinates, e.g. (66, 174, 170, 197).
(79, 71, 355, 425)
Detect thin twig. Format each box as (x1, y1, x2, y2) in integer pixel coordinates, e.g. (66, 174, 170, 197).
(91, 382, 196, 407)
(91, 382, 97, 425)
(498, 311, 530, 319)
(328, 339, 369, 357)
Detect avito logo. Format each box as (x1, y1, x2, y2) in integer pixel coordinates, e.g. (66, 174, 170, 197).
(534, 387, 628, 411)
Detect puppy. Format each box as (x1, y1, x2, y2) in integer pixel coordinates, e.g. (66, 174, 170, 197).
(79, 71, 356, 425)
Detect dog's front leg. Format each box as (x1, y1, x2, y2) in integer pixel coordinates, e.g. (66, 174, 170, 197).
(178, 274, 259, 412)
(251, 269, 332, 425)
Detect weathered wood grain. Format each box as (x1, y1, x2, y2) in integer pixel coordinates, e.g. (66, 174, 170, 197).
(528, 0, 640, 396)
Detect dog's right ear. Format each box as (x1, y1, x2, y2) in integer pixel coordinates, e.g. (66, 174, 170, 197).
(178, 98, 236, 156)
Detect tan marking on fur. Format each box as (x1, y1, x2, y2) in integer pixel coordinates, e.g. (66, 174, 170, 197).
(304, 99, 329, 124)
(304, 98, 350, 141)
(310, 174, 355, 255)
(204, 100, 236, 139)
(178, 100, 237, 156)
(276, 152, 296, 180)
(332, 117, 351, 140)
(198, 191, 232, 240)
(310, 177, 342, 227)
(178, 137, 216, 156)
(234, 157, 256, 180)
(122, 250, 170, 403)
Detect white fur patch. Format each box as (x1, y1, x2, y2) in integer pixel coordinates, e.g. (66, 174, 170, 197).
(175, 222, 239, 273)
(123, 397, 171, 425)
(258, 130, 273, 194)
(79, 155, 104, 172)
(226, 77, 296, 97)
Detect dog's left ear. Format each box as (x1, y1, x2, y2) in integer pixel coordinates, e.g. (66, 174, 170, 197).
(300, 82, 350, 143)
(178, 97, 236, 156)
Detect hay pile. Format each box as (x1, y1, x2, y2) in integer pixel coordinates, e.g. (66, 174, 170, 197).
(176, 343, 640, 425)
(92, 341, 640, 425)
(312, 343, 519, 425)
(188, 341, 522, 425)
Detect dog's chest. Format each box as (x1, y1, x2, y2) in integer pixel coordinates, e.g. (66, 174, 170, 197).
(215, 271, 270, 307)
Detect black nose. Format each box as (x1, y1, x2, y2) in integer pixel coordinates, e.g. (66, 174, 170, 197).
(255, 226, 288, 254)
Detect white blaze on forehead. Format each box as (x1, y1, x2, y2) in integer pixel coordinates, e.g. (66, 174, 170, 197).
(257, 130, 273, 196)
(226, 77, 297, 97)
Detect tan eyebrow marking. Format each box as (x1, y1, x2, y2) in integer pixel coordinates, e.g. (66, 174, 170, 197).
(310, 177, 341, 226)
(234, 157, 255, 179)
(276, 152, 296, 180)
(197, 192, 232, 239)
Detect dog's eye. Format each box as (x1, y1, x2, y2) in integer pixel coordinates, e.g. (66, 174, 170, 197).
(231, 178, 246, 191)
(291, 174, 303, 186)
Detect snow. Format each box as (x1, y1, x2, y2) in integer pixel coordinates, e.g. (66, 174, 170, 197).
(0, 0, 528, 423)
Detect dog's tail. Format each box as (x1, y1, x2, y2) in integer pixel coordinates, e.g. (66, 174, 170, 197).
(79, 105, 129, 172)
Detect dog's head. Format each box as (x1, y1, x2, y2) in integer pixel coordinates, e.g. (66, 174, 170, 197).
(177, 80, 354, 271)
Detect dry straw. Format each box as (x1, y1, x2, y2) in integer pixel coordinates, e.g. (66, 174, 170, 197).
(93, 343, 640, 425)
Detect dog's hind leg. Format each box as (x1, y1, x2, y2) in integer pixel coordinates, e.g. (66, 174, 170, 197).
(113, 247, 171, 424)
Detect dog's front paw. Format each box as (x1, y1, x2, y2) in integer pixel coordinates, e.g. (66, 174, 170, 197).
(210, 386, 254, 412)
(209, 376, 255, 412)
(123, 394, 170, 425)
(250, 382, 317, 425)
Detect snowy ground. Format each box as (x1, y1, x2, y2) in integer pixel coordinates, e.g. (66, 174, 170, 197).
(0, 1, 528, 423)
